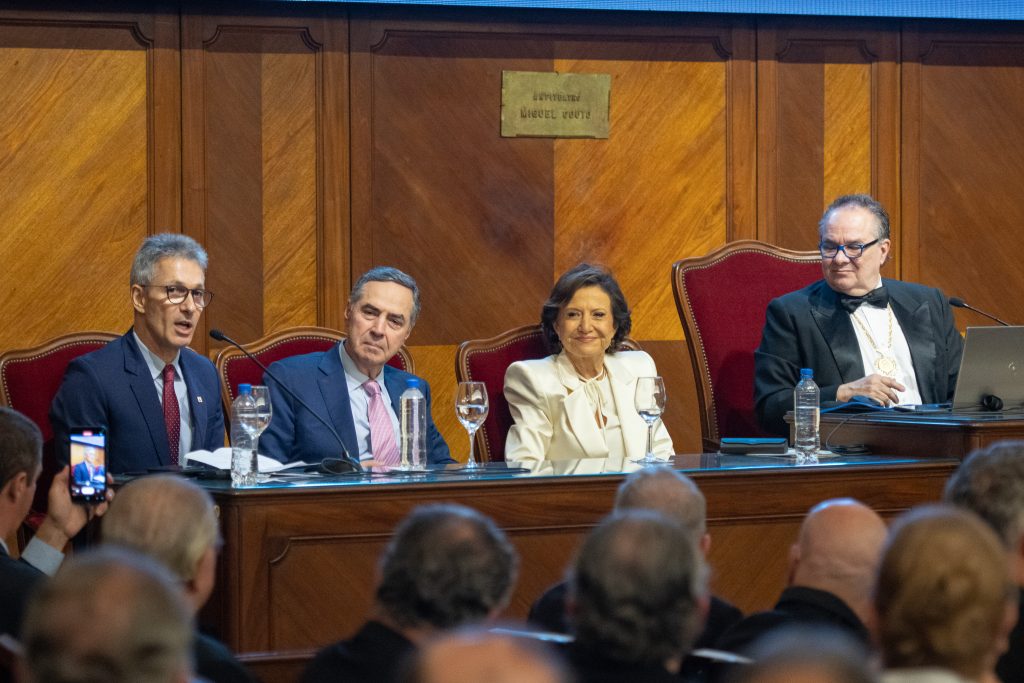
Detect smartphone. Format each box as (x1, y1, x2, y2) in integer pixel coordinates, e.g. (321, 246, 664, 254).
(68, 427, 107, 503)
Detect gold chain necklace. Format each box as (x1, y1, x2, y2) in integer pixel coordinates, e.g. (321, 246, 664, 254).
(850, 305, 898, 377)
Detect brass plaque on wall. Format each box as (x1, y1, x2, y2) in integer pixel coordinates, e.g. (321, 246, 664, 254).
(501, 71, 611, 139)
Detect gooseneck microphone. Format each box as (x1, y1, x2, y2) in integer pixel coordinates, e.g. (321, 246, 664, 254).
(210, 329, 363, 474)
(948, 297, 1011, 326)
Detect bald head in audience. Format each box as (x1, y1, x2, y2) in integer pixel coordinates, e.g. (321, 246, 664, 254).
(789, 498, 888, 627)
(20, 546, 193, 683)
(406, 629, 569, 683)
(874, 505, 1016, 681)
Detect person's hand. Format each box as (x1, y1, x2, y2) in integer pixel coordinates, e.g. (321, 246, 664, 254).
(836, 374, 906, 406)
(33, 466, 113, 551)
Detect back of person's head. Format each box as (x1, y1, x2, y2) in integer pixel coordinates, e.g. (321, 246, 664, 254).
(614, 466, 706, 537)
(100, 474, 219, 583)
(725, 626, 877, 683)
(0, 406, 42, 490)
(569, 510, 707, 665)
(944, 440, 1024, 548)
(404, 628, 570, 683)
(376, 504, 518, 631)
(874, 504, 1015, 679)
(20, 546, 193, 683)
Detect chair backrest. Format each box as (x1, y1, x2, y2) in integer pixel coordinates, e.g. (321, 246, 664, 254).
(672, 240, 821, 450)
(455, 324, 640, 463)
(214, 326, 414, 419)
(0, 332, 119, 515)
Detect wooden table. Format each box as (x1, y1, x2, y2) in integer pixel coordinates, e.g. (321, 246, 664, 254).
(202, 454, 957, 682)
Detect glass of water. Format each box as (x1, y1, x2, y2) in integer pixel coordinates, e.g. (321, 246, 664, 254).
(249, 385, 273, 480)
(454, 381, 489, 469)
(633, 376, 667, 464)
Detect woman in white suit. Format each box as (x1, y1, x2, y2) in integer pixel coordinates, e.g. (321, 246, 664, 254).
(503, 264, 674, 471)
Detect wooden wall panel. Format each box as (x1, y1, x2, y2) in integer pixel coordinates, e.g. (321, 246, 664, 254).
(902, 24, 1024, 328)
(0, 9, 180, 351)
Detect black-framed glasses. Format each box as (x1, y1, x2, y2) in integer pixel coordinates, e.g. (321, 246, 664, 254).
(818, 238, 880, 260)
(144, 284, 214, 308)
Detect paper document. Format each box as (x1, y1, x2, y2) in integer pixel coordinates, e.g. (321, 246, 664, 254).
(185, 447, 308, 473)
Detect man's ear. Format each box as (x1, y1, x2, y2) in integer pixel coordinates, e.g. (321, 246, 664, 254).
(1, 471, 29, 504)
(131, 285, 147, 314)
(787, 542, 801, 585)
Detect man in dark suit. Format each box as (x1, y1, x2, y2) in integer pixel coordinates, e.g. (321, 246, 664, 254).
(71, 446, 105, 485)
(50, 234, 225, 473)
(260, 266, 452, 466)
(754, 194, 963, 435)
(0, 407, 109, 638)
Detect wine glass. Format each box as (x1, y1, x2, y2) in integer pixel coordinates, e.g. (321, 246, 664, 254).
(455, 382, 489, 469)
(633, 376, 667, 464)
(249, 385, 273, 480)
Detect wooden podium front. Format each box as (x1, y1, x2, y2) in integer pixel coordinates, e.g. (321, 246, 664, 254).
(201, 454, 956, 682)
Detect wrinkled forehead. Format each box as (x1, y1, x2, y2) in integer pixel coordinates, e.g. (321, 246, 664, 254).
(351, 280, 415, 319)
(820, 205, 882, 241)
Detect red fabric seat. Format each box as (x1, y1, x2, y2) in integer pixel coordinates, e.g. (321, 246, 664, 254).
(672, 241, 821, 451)
(0, 332, 119, 520)
(214, 326, 413, 420)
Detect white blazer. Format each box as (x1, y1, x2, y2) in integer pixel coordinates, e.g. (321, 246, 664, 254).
(503, 350, 674, 471)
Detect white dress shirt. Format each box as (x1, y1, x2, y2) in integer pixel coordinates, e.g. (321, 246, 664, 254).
(849, 282, 923, 405)
(133, 331, 193, 459)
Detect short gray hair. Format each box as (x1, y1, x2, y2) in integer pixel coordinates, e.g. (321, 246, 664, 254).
(0, 406, 42, 490)
(818, 194, 890, 241)
(349, 266, 421, 325)
(944, 440, 1024, 547)
(614, 467, 706, 537)
(130, 233, 208, 286)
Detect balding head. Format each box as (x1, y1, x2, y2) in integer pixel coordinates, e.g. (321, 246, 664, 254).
(614, 467, 706, 538)
(790, 499, 887, 624)
(406, 629, 569, 683)
(725, 626, 876, 683)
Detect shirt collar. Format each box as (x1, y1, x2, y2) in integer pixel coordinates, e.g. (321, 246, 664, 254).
(132, 330, 182, 380)
(339, 340, 375, 385)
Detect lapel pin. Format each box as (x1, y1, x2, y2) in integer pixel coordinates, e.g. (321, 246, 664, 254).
(197, 396, 204, 403)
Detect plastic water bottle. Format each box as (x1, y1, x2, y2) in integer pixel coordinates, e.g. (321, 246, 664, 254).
(231, 384, 259, 486)
(399, 378, 427, 468)
(794, 368, 820, 459)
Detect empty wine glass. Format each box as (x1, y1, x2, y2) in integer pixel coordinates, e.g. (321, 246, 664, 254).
(633, 376, 667, 464)
(455, 381, 489, 469)
(249, 385, 273, 481)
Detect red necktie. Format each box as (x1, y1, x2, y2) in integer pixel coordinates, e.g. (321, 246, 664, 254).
(363, 380, 399, 465)
(163, 364, 180, 466)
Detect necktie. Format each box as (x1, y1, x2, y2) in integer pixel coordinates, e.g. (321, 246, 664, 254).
(163, 364, 180, 466)
(838, 286, 890, 313)
(363, 380, 399, 466)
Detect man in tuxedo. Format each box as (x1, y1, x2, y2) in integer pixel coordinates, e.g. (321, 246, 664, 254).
(50, 234, 225, 473)
(754, 194, 963, 435)
(260, 266, 452, 465)
(0, 407, 110, 638)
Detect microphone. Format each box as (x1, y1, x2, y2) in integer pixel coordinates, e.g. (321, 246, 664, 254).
(210, 329, 363, 474)
(948, 297, 1011, 326)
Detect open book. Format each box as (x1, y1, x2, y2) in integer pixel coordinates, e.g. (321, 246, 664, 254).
(184, 447, 308, 473)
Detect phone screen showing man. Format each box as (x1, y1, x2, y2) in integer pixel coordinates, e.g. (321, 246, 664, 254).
(69, 429, 106, 503)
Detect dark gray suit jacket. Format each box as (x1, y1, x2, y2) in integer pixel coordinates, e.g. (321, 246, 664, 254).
(754, 278, 963, 435)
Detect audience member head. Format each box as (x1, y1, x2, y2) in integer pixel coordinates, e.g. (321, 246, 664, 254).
(101, 474, 220, 612)
(375, 504, 518, 636)
(724, 625, 876, 683)
(569, 510, 707, 669)
(20, 546, 193, 683)
(944, 440, 1024, 583)
(404, 628, 570, 683)
(789, 498, 888, 626)
(344, 266, 419, 378)
(540, 263, 632, 355)
(874, 504, 1016, 680)
(614, 466, 708, 552)
(0, 407, 43, 535)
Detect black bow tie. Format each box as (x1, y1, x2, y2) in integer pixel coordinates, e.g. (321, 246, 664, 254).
(838, 286, 890, 313)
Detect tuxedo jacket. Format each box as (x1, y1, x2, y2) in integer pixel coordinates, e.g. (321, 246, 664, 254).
(754, 279, 963, 435)
(504, 351, 674, 469)
(50, 332, 225, 473)
(258, 343, 452, 465)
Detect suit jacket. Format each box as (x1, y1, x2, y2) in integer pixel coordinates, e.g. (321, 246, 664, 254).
(194, 631, 255, 683)
(300, 620, 415, 683)
(259, 342, 452, 465)
(50, 332, 225, 474)
(0, 543, 45, 638)
(754, 279, 963, 435)
(71, 461, 104, 485)
(504, 351, 673, 469)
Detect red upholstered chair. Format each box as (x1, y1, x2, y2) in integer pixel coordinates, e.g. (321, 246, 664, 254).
(455, 324, 640, 463)
(0, 332, 119, 525)
(214, 326, 414, 419)
(672, 241, 821, 451)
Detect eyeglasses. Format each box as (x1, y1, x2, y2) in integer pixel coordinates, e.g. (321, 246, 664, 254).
(144, 285, 214, 308)
(818, 239, 880, 260)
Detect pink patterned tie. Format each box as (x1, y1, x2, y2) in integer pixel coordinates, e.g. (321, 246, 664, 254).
(363, 380, 399, 465)
(162, 364, 180, 466)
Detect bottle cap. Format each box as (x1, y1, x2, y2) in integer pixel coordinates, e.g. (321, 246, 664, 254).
(405, 377, 422, 389)
(238, 383, 252, 394)
(800, 368, 813, 378)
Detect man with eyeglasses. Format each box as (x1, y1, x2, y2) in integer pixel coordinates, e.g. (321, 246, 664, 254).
(50, 233, 225, 473)
(754, 194, 962, 435)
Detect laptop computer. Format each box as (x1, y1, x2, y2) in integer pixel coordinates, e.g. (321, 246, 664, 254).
(952, 325, 1024, 411)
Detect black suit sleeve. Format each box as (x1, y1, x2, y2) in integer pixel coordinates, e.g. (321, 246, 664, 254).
(936, 289, 964, 401)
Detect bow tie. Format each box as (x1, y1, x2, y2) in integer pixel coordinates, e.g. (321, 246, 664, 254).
(838, 286, 890, 313)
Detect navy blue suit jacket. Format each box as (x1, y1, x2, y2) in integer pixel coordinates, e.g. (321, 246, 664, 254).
(754, 278, 963, 435)
(49, 332, 226, 473)
(259, 342, 452, 465)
